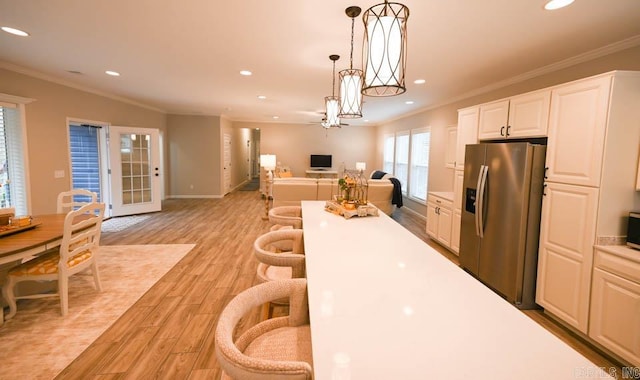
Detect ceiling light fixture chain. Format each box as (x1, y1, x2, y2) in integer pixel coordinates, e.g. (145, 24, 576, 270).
(338, 6, 364, 119)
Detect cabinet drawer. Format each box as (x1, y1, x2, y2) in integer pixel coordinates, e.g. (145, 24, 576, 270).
(427, 194, 453, 210)
(594, 247, 640, 284)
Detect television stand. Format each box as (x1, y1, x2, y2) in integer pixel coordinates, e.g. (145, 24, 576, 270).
(306, 169, 338, 178)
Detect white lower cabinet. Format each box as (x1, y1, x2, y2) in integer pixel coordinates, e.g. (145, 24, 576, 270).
(451, 210, 461, 254)
(589, 247, 640, 367)
(426, 193, 454, 250)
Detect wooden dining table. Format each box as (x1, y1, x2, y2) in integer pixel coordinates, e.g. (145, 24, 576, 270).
(0, 214, 69, 265)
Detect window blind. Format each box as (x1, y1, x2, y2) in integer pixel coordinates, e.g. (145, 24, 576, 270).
(0, 104, 28, 215)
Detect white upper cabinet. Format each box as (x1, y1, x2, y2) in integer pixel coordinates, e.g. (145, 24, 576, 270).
(445, 125, 457, 169)
(545, 75, 611, 187)
(478, 90, 551, 140)
(455, 107, 479, 170)
(478, 100, 509, 139)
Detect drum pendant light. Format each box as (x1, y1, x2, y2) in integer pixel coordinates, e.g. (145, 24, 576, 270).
(323, 55, 341, 129)
(338, 6, 364, 118)
(362, 0, 409, 97)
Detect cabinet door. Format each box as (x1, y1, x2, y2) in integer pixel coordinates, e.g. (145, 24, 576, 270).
(426, 202, 439, 237)
(478, 100, 509, 140)
(455, 107, 479, 170)
(589, 267, 640, 366)
(437, 206, 452, 247)
(536, 182, 599, 333)
(507, 90, 551, 138)
(453, 169, 464, 212)
(545, 75, 611, 187)
(451, 210, 461, 255)
(445, 126, 457, 169)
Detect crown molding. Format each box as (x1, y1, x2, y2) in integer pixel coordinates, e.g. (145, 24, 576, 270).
(0, 61, 167, 114)
(383, 35, 640, 124)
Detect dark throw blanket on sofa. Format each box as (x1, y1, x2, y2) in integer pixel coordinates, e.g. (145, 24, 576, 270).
(371, 171, 403, 208)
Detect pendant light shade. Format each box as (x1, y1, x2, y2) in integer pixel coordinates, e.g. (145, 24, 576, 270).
(323, 54, 341, 129)
(362, 0, 409, 97)
(338, 6, 364, 118)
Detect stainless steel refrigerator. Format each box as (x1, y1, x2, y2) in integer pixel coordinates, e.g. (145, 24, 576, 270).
(459, 142, 546, 309)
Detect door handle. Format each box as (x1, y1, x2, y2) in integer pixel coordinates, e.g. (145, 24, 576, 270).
(477, 165, 488, 239)
(474, 165, 484, 237)
(506, 125, 511, 137)
(542, 183, 547, 196)
(500, 126, 505, 136)
(544, 167, 549, 179)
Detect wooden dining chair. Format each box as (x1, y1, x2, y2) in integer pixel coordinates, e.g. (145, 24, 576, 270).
(2, 202, 105, 321)
(56, 188, 97, 214)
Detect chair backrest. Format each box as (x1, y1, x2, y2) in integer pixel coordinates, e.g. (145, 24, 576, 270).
(57, 189, 98, 214)
(254, 229, 306, 278)
(215, 279, 312, 380)
(58, 202, 105, 271)
(268, 206, 303, 229)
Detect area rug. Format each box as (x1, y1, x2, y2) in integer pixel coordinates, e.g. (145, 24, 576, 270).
(101, 214, 152, 233)
(0, 244, 195, 380)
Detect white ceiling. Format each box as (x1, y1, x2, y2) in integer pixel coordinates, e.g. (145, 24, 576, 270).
(1, 0, 639, 126)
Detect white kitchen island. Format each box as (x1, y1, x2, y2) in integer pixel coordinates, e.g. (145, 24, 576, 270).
(301, 200, 612, 380)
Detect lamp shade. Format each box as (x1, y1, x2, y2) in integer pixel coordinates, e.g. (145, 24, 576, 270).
(362, 1, 409, 97)
(325, 96, 341, 128)
(338, 69, 364, 118)
(356, 162, 366, 171)
(260, 154, 276, 170)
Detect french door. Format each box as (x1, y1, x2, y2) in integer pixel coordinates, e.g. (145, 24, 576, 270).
(109, 126, 161, 216)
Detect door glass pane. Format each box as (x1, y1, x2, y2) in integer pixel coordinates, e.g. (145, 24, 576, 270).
(120, 133, 152, 205)
(69, 125, 102, 203)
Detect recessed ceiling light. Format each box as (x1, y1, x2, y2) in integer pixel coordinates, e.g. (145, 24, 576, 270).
(240, 70, 252, 76)
(544, 0, 574, 10)
(1, 26, 29, 37)
(257, 95, 267, 100)
(105, 70, 120, 76)
(405, 101, 414, 105)
(272, 116, 279, 119)
(414, 79, 426, 84)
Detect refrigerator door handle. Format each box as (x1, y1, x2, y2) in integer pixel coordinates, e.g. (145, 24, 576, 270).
(474, 165, 484, 236)
(477, 165, 488, 238)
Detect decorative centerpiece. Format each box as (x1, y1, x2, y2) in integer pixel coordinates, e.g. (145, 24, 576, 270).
(326, 169, 378, 219)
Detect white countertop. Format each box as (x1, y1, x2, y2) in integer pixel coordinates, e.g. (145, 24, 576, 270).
(301, 200, 611, 380)
(428, 191, 454, 202)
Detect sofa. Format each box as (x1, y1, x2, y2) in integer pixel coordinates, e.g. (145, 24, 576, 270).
(271, 177, 396, 215)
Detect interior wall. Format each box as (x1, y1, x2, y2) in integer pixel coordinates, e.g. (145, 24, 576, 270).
(167, 114, 221, 198)
(0, 68, 167, 215)
(234, 121, 378, 178)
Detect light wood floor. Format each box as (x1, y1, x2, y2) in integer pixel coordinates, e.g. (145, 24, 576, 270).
(56, 190, 625, 379)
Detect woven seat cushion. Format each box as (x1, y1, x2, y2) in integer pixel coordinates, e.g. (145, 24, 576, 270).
(9, 250, 93, 276)
(243, 325, 313, 367)
(264, 265, 292, 281)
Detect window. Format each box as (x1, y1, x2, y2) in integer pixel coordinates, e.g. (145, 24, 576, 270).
(383, 134, 394, 174)
(383, 127, 431, 203)
(0, 95, 31, 215)
(394, 132, 409, 195)
(409, 128, 430, 201)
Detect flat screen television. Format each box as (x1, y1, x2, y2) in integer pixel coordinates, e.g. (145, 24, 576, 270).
(310, 154, 332, 169)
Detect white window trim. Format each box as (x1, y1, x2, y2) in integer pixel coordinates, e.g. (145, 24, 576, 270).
(0, 93, 35, 215)
(408, 127, 431, 203)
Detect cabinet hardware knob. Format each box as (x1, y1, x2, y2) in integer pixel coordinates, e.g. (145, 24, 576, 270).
(542, 183, 547, 196)
(506, 125, 511, 136)
(500, 126, 505, 136)
(544, 167, 549, 179)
